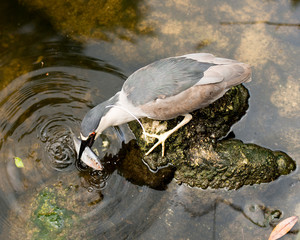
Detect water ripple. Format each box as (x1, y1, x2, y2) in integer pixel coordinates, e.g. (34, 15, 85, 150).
(0, 41, 167, 239)
(39, 117, 75, 171)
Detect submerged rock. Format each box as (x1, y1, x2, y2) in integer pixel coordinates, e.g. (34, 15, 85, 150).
(175, 139, 295, 189)
(31, 187, 77, 239)
(128, 85, 296, 189)
(6, 172, 105, 240)
(115, 141, 175, 190)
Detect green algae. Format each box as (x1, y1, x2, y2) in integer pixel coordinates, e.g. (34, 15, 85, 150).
(30, 186, 78, 240)
(5, 171, 106, 239)
(175, 139, 295, 189)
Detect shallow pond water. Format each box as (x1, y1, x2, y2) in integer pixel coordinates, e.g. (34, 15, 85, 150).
(0, 0, 299, 239)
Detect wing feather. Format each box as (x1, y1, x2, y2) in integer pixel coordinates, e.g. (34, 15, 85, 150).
(123, 57, 215, 106)
(122, 53, 251, 106)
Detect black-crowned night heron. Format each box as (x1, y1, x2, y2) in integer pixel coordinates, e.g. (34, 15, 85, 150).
(77, 53, 251, 162)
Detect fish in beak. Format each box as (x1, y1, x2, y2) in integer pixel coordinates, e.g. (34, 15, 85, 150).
(73, 136, 103, 171)
(77, 133, 95, 161)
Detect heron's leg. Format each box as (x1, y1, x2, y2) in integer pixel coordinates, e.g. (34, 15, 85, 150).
(143, 113, 192, 157)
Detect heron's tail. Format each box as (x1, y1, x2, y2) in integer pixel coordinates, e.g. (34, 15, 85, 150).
(223, 63, 252, 89)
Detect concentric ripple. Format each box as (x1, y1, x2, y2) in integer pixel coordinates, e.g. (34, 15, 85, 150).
(0, 68, 86, 173)
(39, 117, 75, 170)
(0, 42, 168, 239)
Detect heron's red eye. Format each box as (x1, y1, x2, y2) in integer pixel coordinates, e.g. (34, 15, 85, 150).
(90, 132, 96, 137)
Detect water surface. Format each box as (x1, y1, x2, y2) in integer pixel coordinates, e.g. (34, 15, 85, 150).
(0, 0, 299, 239)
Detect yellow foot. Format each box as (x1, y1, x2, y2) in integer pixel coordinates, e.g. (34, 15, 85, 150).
(143, 114, 192, 157)
(144, 131, 169, 157)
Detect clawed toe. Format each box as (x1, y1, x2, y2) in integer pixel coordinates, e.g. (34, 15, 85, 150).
(142, 114, 192, 157)
(144, 132, 167, 157)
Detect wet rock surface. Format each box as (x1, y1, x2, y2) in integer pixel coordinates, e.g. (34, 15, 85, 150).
(127, 85, 296, 189)
(175, 139, 295, 189)
(115, 142, 175, 190)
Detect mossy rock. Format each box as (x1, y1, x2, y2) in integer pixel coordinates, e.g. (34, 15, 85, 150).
(31, 187, 77, 240)
(175, 139, 295, 189)
(127, 85, 296, 189)
(115, 141, 175, 190)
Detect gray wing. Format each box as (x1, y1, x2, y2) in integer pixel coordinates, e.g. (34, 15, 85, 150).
(123, 57, 216, 106)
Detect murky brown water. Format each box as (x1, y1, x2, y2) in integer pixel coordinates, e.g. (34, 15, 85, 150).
(0, 0, 299, 239)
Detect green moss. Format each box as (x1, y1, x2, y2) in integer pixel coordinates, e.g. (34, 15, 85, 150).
(174, 139, 295, 190)
(30, 187, 78, 240)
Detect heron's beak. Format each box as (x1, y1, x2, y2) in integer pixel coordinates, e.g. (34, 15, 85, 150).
(77, 134, 96, 161)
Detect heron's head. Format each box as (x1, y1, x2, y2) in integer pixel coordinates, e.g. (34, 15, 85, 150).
(77, 105, 106, 161)
(77, 94, 120, 161)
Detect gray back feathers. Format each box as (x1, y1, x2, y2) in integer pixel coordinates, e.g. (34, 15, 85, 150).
(123, 57, 216, 106)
